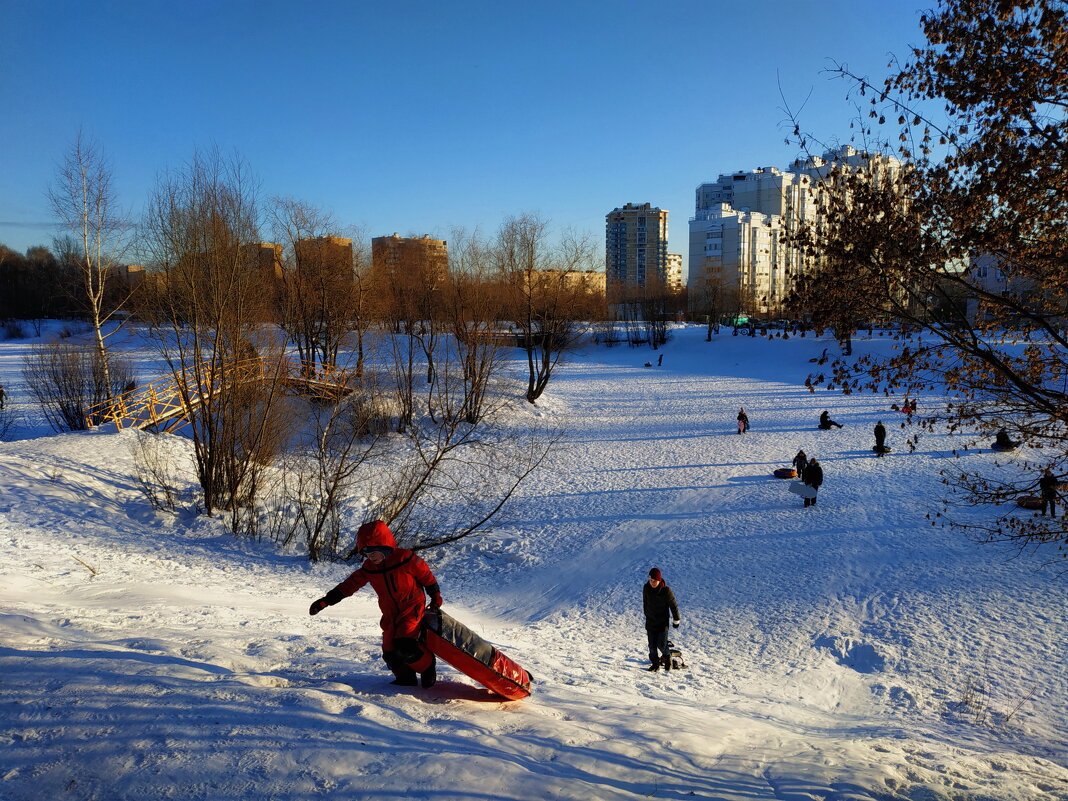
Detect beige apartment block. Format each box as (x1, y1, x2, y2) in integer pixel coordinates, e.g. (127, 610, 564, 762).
(248, 242, 283, 281)
(294, 236, 352, 279)
(370, 233, 449, 290)
(666, 254, 683, 292)
(605, 203, 669, 292)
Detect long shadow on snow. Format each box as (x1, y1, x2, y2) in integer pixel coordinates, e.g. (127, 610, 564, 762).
(0, 646, 776, 801)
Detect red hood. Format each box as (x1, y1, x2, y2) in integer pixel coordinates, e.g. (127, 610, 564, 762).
(356, 520, 397, 551)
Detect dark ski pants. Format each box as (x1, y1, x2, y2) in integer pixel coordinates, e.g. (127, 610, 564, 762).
(1041, 497, 1057, 517)
(804, 489, 819, 507)
(647, 628, 669, 667)
(383, 637, 435, 683)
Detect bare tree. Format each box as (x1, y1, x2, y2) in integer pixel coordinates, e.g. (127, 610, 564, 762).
(495, 214, 599, 404)
(272, 391, 388, 561)
(270, 198, 364, 376)
(22, 340, 135, 432)
(48, 132, 132, 400)
(140, 149, 292, 521)
(445, 229, 510, 425)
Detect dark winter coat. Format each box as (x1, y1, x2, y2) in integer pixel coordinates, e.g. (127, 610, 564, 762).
(803, 461, 824, 489)
(819, 411, 831, 429)
(1039, 472, 1059, 500)
(331, 521, 439, 650)
(792, 451, 808, 474)
(643, 582, 680, 631)
(874, 423, 886, 447)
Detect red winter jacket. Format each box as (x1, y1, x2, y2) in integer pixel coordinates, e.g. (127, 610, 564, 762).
(331, 521, 439, 650)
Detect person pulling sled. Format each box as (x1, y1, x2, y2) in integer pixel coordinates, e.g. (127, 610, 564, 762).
(309, 520, 443, 688)
(643, 568, 680, 671)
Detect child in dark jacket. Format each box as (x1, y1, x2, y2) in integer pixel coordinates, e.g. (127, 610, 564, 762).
(643, 568, 681, 671)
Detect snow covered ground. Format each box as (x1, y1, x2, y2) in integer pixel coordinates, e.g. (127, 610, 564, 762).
(1, 324, 1066, 801)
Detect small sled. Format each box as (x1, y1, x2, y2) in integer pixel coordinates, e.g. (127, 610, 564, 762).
(666, 639, 687, 670)
(423, 607, 532, 701)
(1016, 496, 1043, 510)
(773, 468, 797, 479)
(789, 481, 817, 499)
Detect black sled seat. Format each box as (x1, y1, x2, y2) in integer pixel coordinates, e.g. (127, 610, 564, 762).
(423, 608, 533, 700)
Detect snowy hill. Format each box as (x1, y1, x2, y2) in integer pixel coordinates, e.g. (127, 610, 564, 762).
(1, 325, 1066, 801)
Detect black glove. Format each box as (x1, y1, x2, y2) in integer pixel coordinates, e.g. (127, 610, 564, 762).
(309, 588, 344, 616)
(426, 582, 443, 609)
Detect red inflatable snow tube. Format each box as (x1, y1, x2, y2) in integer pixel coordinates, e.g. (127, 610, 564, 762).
(773, 468, 797, 479)
(423, 608, 532, 700)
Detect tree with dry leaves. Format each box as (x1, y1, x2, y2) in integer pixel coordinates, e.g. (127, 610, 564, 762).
(788, 0, 1068, 555)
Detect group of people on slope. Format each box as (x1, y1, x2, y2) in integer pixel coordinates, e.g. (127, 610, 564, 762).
(791, 449, 824, 507)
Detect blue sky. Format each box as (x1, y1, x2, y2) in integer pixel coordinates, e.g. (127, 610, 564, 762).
(1, 0, 931, 275)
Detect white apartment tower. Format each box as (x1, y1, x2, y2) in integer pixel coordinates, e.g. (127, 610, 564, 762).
(687, 146, 898, 317)
(605, 203, 669, 292)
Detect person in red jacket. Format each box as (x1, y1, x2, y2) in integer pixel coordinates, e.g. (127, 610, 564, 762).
(309, 520, 443, 688)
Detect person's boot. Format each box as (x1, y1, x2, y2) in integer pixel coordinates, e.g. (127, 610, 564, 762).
(662, 657, 671, 672)
(421, 656, 437, 688)
(646, 662, 660, 671)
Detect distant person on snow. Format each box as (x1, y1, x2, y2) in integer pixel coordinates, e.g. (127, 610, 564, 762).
(643, 568, 680, 671)
(1039, 468, 1060, 518)
(737, 407, 750, 434)
(792, 449, 808, 476)
(0, 383, 6, 409)
(874, 421, 887, 456)
(818, 410, 843, 429)
(994, 428, 1018, 450)
(309, 520, 443, 688)
(802, 458, 824, 508)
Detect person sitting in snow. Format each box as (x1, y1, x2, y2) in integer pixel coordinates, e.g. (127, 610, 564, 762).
(643, 568, 680, 671)
(994, 428, 1018, 450)
(309, 520, 443, 688)
(737, 407, 750, 434)
(802, 458, 824, 508)
(818, 410, 843, 429)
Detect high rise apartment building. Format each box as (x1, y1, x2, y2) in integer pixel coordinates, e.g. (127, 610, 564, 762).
(605, 203, 669, 292)
(688, 146, 898, 317)
(666, 254, 683, 292)
(370, 233, 449, 289)
(294, 236, 352, 278)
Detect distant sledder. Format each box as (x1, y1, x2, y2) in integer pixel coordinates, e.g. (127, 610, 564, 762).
(992, 428, 1020, 452)
(737, 407, 750, 434)
(818, 410, 844, 430)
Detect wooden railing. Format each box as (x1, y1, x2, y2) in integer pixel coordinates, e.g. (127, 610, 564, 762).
(86, 357, 359, 432)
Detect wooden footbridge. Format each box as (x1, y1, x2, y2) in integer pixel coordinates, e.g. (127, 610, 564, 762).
(86, 357, 358, 432)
